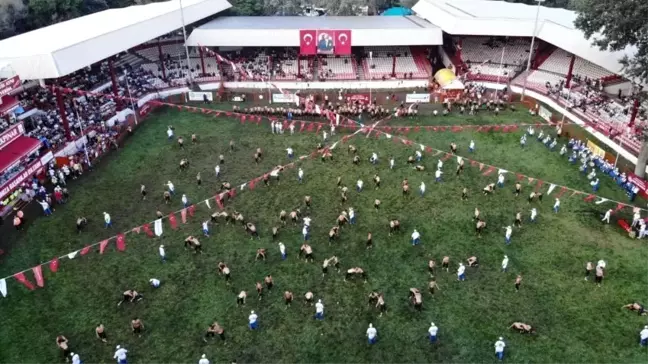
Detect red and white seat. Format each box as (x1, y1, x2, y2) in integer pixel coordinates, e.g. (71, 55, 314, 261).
(320, 57, 356, 80)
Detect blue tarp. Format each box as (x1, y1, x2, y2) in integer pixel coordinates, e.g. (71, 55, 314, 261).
(381, 7, 413, 16)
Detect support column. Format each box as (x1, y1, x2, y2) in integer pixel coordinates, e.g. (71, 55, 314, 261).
(456, 39, 462, 60)
(297, 55, 301, 78)
(108, 58, 122, 111)
(629, 98, 640, 128)
(565, 54, 576, 88)
(157, 40, 167, 80)
(55, 88, 72, 141)
(215, 55, 221, 79)
(391, 55, 396, 78)
(198, 46, 206, 76)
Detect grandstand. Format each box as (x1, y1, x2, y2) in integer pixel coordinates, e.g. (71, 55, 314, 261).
(0, 0, 645, 207)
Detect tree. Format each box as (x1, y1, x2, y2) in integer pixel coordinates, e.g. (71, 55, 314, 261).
(0, 0, 28, 39)
(574, 0, 648, 175)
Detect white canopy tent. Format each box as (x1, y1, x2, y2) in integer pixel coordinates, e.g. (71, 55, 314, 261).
(186, 16, 443, 47)
(412, 0, 636, 76)
(0, 0, 231, 80)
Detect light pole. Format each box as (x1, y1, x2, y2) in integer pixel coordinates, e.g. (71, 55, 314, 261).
(179, 0, 193, 84)
(520, 0, 545, 101)
(495, 41, 507, 98)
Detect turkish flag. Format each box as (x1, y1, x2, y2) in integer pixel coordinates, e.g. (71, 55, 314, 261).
(169, 213, 178, 230)
(14, 272, 35, 290)
(32, 266, 44, 287)
(188, 205, 196, 217)
(80, 245, 92, 256)
(99, 240, 109, 254)
(299, 30, 317, 55)
(335, 30, 352, 55)
(143, 223, 154, 238)
(50, 258, 60, 273)
(116, 234, 126, 251)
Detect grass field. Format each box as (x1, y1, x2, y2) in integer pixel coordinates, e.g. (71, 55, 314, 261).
(0, 105, 647, 363)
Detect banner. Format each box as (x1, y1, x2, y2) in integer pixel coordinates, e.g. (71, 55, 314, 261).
(299, 30, 317, 55)
(272, 93, 298, 103)
(405, 93, 431, 103)
(628, 172, 648, 199)
(187, 92, 213, 102)
(0, 160, 43, 201)
(316, 30, 335, 54)
(345, 94, 370, 105)
(335, 30, 352, 55)
(586, 140, 605, 158)
(0, 121, 25, 151)
(0, 76, 21, 98)
(538, 106, 553, 123)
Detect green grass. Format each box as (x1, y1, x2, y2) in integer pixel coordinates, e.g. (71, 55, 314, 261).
(0, 106, 647, 364)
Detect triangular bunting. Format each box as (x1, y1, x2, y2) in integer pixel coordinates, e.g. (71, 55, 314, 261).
(116, 234, 126, 251)
(583, 194, 597, 202)
(479, 163, 484, 171)
(169, 213, 178, 230)
(154, 219, 164, 237)
(67, 251, 79, 259)
(14, 272, 35, 291)
(143, 223, 155, 238)
(0, 279, 6, 297)
(99, 240, 109, 254)
(547, 184, 557, 195)
(188, 205, 196, 216)
(49, 258, 59, 273)
(32, 266, 44, 288)
(181, 209, 187, 224)
(80, 246, 91, 256)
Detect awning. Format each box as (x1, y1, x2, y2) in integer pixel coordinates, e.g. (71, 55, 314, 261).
(0, 136, 42, 172)
(0, 95, 20, 115)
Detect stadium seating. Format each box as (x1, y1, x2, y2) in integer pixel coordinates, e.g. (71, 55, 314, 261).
(363, 47, 428, 79)
(319, 57, 356, 80)
(460, 37, 531, 67)
(273, 59, 311, 80)
(538, 48, 614, 80)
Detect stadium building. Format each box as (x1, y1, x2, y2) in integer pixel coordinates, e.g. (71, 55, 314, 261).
(0, 0, 644, 213)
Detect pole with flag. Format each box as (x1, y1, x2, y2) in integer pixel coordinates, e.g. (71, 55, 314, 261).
(124, 70, 139, 125)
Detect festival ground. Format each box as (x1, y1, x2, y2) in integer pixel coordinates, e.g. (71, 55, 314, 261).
(0, 105, 646, 363)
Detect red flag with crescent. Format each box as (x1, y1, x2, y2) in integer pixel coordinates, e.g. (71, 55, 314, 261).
(335, 30, 352, 55)
(299, 30, 317, 55)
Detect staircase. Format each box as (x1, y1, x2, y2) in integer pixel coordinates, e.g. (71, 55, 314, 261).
(532, 45, 556, 70)
(411, 47, 433, 78)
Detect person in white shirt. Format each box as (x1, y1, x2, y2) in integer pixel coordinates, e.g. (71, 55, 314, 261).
(149, 278, 161, 288)
(248, 310, 259, 330)
(640, 325, 648, 346)
(428, 322, 439, 343)
(366, 323, 378, 344)
(348, 208, 356, 224)
(602, 209, 612, 224)
(167, 126, 174, 139)
(202, 221, 210, 237)
(303, 216, 312, 227)
(419, 181, 426, 197)
(501, 255, 509, 272)
(277, 122, 283, 134)
(457, 263, 466, 281)
(166, 181, 175, 195)
(435, 169, 443, 182)
(331, 125, 336, 135)
(298, 168, 304, 183)
(415, 150, 422, 162)
(271, 121, 276, 134)
(389, 157, 395, 170)
(198, 354, 210, 364)
(158, 245, 166, 263)
(632, 211, 642, 227)
(530, 208, 537, 222)
(494, 337, 506, 361)
(315, 299, 325, 320)
(278, 242, 287, 260)
(596, 259, 606, 270)
(504, 226, 512, 245)
(437, 159, 443, 170)
(357, 179, 363, 192)
(289, 123, 295, 135)
(469, 140, 475, 153)
(38, 200, 52, 216)
(370, 152, 379, 165)
(70, 352, 81, 364)
(215, 165, 220, 178)
(113, 345, 128, 364)
(302, 225, 309, 241)
(182, 194, 189, 207)
(104, 212, 112, 228)
(497, 173, 505, 188)
(411, 229, 421, 246)
(553, 198, 560, 213)
(286, 147, 294, 159)
(639, 221, 647, 239)
(323, 130, 328, 141)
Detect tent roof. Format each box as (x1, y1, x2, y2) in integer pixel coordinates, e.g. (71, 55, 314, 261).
(412, 0, 636, 76)
(186, 16, 442, 47)
(0, 0, 231, 80)
(0, 136, 42, 172)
